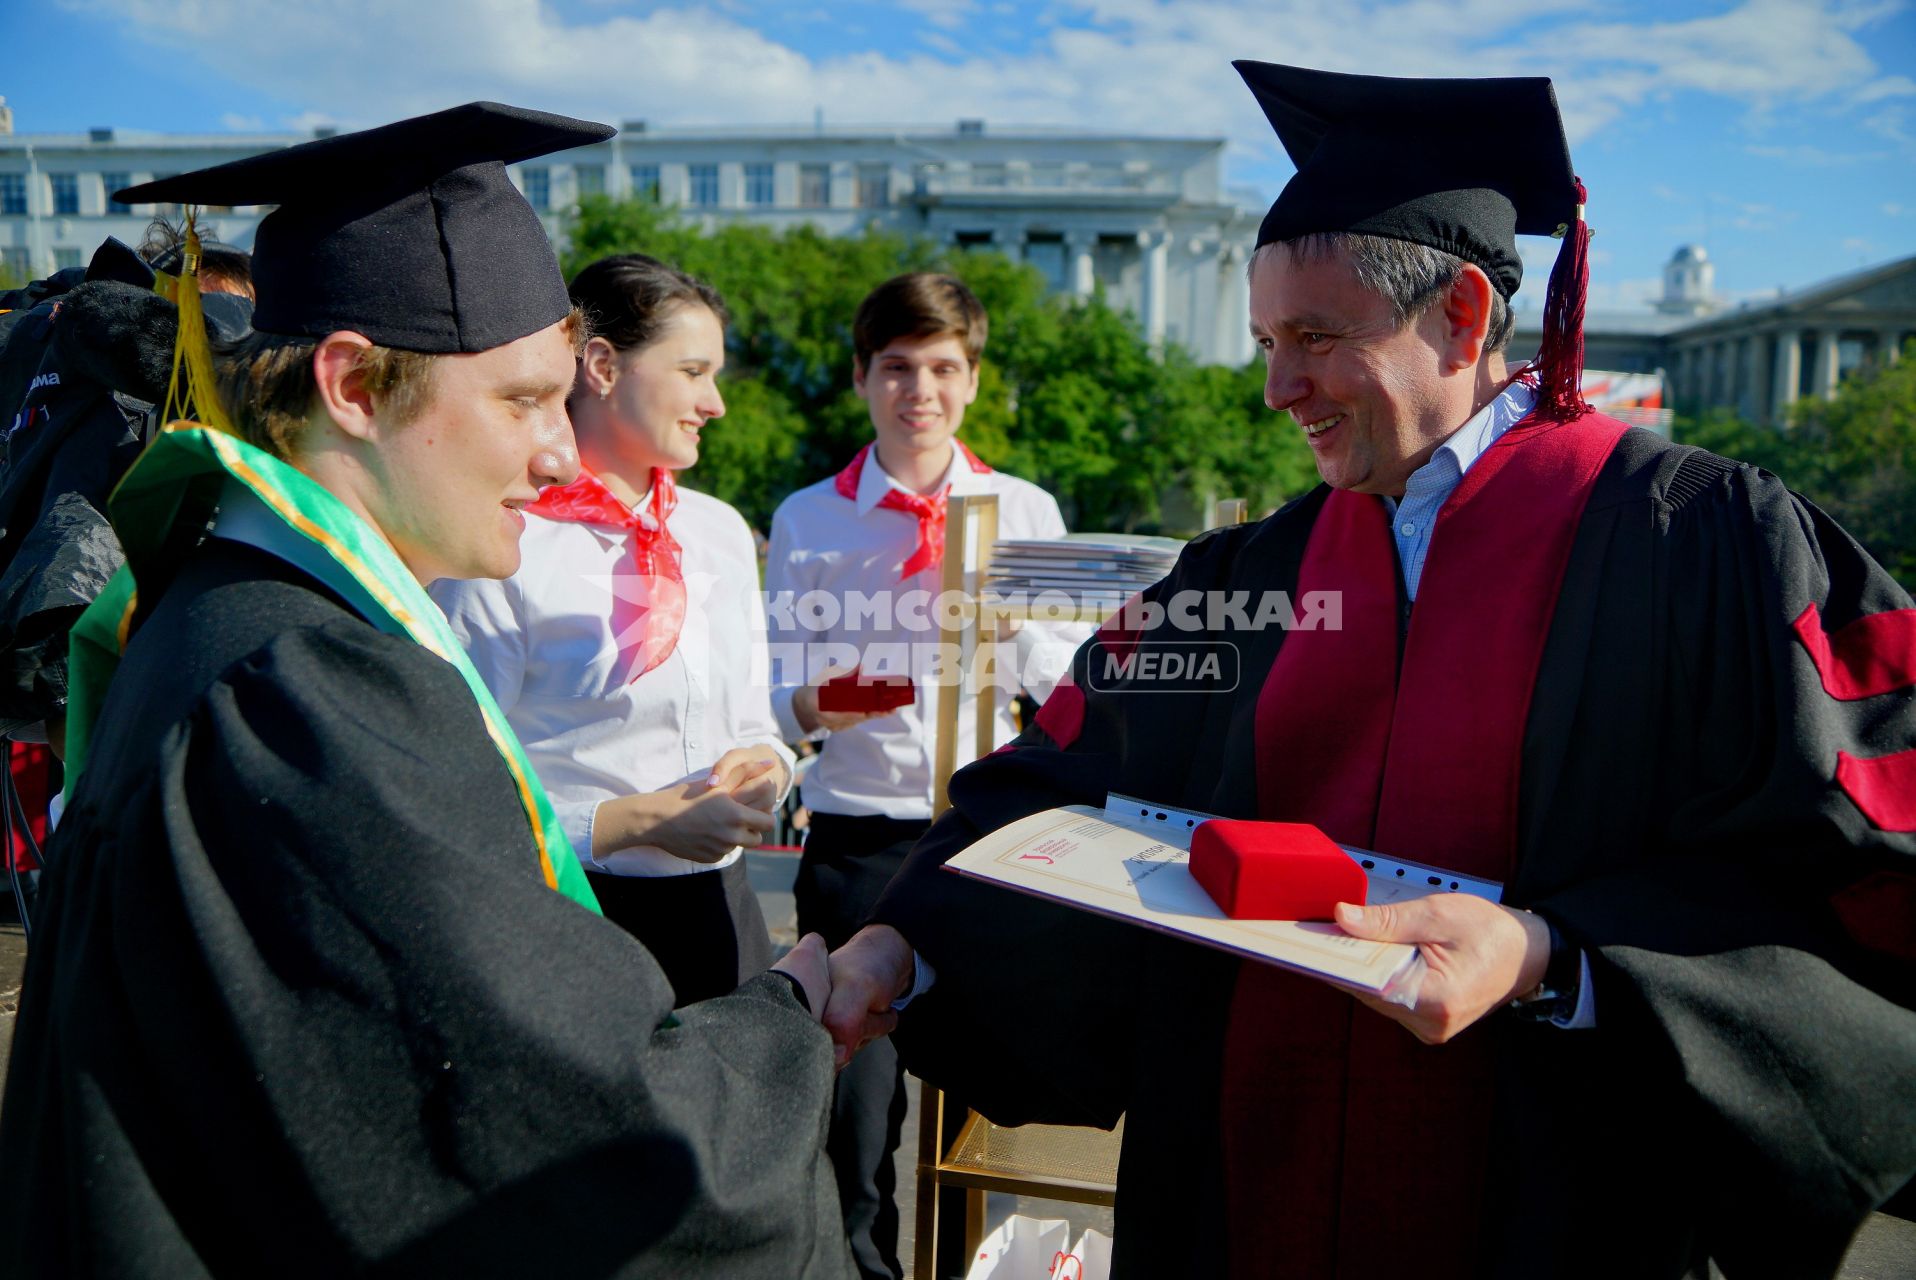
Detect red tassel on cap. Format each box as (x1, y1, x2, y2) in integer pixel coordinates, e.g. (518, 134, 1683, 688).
(1534, 177, 1591, 421)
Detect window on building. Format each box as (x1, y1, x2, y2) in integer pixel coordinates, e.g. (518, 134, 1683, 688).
(1024, 234, 1067, 292)
(1837, 335, 1868, 383)
(798, 163, 830, 207)
(745, 162, 775, 207)
(0, 175, 25, 217)
(1095, 235, 1135, 290)
(51, 174, 80, 216)
(574, 164, 605, 199)
(54, 248, 82, 271)
(1, 248, 30, 281)
(102, 172, 132, 214)
(520, 166, 550, 211)
(971, 164, 1007, 188)
(688, 164, 719, 208)
(630, 164, 661, 202)
(856, 164, 890, 208)
(953, 230, 994, 250)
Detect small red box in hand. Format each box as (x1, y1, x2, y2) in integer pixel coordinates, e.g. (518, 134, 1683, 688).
(1189, 819, 1367, 921)
(817, 673, 916, 714)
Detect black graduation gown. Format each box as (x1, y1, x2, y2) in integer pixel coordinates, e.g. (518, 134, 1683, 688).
(0, 539, 854, 1279)
(872, 429, 1916, 1279)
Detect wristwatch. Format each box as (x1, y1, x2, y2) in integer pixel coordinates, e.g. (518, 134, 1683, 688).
(1508, 914, 1580, 1022)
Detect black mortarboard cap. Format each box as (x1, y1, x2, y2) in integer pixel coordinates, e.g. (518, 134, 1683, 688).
(1235, 62, 1592, 418)
(115, 103, 615, 354)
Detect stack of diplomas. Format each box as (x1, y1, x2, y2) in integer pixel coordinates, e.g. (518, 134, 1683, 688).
(984, 534, 1185, 612)
(944, 795, 1504, 1004)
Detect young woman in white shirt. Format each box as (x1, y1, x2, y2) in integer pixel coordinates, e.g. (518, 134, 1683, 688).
(433, 254, 794, 1006)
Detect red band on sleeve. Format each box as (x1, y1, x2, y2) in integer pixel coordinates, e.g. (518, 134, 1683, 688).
(1033, 679, 1086, 750)
(1793, 603, 1916, 701)
(1830, 870, 1916, 964)
(1836, 748, 1916, 832)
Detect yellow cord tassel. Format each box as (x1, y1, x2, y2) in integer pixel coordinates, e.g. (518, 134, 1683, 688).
(153, 209, 236, 435)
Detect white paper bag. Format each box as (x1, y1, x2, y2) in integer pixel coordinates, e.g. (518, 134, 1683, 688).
(963, 1215, 1113, 1280)
(1054, 1227, 1113, 1280)
(964, 1215, 1072, 1279)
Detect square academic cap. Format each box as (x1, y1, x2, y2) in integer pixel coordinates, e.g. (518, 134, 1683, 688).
(1234, 62, 1592, 419)
(115, 102, 615, 355)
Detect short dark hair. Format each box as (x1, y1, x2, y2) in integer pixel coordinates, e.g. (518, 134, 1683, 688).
(567, 253, 728, 354)
(1257, 234, 1514, 356)
(852, 273, 988, 373)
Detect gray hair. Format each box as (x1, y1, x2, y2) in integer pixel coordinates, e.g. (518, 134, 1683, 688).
(1253, 234, 1514, 356)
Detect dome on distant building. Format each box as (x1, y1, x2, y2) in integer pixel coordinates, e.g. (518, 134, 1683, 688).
(1657, 243, 1717, 317)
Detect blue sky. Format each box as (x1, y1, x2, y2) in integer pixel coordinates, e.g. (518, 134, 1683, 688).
(6, 0, 1913, 312)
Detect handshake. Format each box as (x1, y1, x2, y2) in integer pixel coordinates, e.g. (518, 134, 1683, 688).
(767, 924, 918, 1068)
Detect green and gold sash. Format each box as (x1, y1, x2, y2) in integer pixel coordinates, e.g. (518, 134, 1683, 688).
(66, 421, 601, 914)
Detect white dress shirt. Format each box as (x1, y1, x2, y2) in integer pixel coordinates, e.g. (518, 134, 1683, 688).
(432, 486, 794, 877)
(766, 444, 1084, 820)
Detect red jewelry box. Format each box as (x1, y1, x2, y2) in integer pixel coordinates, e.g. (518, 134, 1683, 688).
(817, 673, 916, 713)
(1189, 819, 1367, 921)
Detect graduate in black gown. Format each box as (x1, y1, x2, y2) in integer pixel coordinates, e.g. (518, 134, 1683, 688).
(0, 104, 853, 1279)
(822, 66, 1916, 1279)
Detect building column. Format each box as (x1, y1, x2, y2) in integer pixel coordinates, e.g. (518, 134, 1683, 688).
(1880, 328, 1904, 367)
(607, 135, 630, 199)
(1772, 329, 1801, 422)
(1139, 229, 1170, 345)
(1065, 231, 1096, 297)
(1812, 330, 1840, 399)
(1741, 334, 1769, 422)
(1217, 245, 1251, 365)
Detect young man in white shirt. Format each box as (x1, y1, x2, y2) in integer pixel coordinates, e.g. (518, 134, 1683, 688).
(765, 272, 1075, 1280)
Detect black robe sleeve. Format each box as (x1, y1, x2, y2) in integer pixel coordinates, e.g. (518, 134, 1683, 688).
(0, 619, 852, 1279)
(870, 522, 1270, 1132)
(1530, 459, 1916, 1278)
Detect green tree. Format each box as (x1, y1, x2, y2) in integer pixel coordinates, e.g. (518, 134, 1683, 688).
(1674, 344, 1916, 589)
(1787, 345, 1916, 586)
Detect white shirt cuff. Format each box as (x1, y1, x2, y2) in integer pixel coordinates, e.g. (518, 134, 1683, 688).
(891, 951, 937, 1012)
(770, 683, 810, 745)
(1550, 950, 1597, 1029)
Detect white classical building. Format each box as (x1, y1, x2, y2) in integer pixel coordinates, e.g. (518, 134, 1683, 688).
(0, 105, 1260, 365)
(1513, 244, 1916, 423)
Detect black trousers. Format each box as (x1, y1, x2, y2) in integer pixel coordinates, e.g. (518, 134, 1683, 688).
(588, 858, 773, 1008)
(796, 811, 929, 1280)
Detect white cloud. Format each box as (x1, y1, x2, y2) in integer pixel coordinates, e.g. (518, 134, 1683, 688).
(49, 0, 1916, 192)
(1853, 74, 1916, 104)
(897, 0, 977, 29)
(1745, 142, 1889, 165)
(1885, 202, 1909, 216)
(218, 111, 264, 131)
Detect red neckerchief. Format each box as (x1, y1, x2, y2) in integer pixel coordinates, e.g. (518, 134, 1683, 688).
(526, 466, 686, 680)
(834, 441, 992, 580)
(1224, 412, 1627, 1279)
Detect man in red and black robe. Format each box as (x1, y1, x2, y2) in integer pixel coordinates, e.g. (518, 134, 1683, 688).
(822, 63, 1916, 1279)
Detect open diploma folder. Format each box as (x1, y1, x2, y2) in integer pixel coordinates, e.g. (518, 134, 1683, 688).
(942, 795, 1503, 1006)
